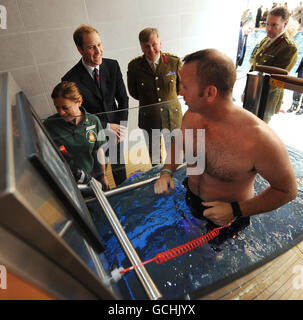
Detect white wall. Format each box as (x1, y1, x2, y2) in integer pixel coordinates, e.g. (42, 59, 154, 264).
(0, 0, 244, 118)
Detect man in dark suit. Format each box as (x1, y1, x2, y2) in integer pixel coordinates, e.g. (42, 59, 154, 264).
(287, 57, 303, 115)
(62, 25, 129, 186)
(255, 6, 263, 28)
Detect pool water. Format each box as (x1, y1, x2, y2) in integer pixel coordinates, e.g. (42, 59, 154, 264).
(87, 146, 303, 300)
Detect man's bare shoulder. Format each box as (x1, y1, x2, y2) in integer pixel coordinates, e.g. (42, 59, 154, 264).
(240, 109, 286, 156)
(254, 121, 285, 151)
(230, 105, 284, 150)
(182, 110, 206, 129)
(238, 106, 279, 136)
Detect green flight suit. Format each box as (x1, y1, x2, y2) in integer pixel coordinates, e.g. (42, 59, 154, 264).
(44, 107, 106, 176)
(250, 32, 298, 122)
(127, 51, 182, 163)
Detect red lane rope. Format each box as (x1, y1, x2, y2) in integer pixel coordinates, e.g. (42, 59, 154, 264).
(120, 221, 232, 274)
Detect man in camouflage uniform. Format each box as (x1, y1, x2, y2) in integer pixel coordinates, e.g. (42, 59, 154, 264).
(250, 6, 297, 123)
(127, 27, 182, 165)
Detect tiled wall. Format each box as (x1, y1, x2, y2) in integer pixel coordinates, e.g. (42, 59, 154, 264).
(0, 0, 245, 119)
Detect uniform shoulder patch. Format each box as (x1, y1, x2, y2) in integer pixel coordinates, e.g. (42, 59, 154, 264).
(128, 55, 143, 64)
(279, 34, 297, 48)
(164, 52, 180, 59)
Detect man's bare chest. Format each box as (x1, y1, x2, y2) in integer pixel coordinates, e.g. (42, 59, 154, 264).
(190, 127, 253, 182)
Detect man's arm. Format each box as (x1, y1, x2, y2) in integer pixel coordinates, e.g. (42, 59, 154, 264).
(154, 112, 188, 194)
(105, 60, 128, 141)
(203, 127, 297, 225)
(176, 57, 182, 95)
(127, 61, 139, 100)
(154, 139, 182, 194)
(113, 60, 129, 121)
(238, 129, 297, 215)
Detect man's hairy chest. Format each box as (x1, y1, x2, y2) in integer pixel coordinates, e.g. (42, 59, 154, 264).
(190, 127, 254, 182)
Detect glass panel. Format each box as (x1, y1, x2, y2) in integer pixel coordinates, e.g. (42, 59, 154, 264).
(61, 223, 98, 276)
(41, 71, 303, 299)
(12, 95, 104, 274)
(42, 98, 187, 190)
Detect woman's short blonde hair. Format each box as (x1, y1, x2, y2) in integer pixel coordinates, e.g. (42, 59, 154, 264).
(51, 81, 82, 102)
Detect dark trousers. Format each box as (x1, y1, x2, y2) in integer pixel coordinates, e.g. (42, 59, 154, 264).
(293, 91, 302, 105)
(106, 139, 127, 186)
(143, 128, 174, 166)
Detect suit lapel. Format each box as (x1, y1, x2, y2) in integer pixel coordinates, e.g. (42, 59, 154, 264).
(99, 61, 107, 100)
(78, 60, 103, 101)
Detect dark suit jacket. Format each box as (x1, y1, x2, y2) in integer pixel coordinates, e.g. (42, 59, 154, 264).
(296, 57, 303, 78)
(236, 28, 248, 67)
(62, 58, 129, 128)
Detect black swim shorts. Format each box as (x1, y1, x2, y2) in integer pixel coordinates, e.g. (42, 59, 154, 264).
(183, 177, 210, 220)
(183, 177, 250, 231)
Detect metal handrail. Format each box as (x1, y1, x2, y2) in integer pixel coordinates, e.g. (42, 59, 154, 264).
(105, 175, 159, 197)
(89, 178, 162, 300)
(81, 163, 187, 201)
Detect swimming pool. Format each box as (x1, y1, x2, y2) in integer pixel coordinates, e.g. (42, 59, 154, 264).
(87, 146, 303, 300)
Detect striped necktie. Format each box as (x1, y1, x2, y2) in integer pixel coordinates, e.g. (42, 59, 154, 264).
(93, 68, 100, 88)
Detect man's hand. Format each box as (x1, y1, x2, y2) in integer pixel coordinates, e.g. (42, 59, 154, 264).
(100, 175, 110, 191)
(202, 201, 234, 226)
(154, 174, 175, 194)
(109, 123, 127, 143)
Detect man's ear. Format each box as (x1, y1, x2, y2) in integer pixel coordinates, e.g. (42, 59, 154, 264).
(204, 85, 217, 102)
(76, 45, 84, 56)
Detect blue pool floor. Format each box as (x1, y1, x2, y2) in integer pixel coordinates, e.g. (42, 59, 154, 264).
(87, 146, 303, 300)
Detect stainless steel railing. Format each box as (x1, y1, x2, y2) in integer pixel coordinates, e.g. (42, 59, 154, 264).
(89, 177, 162, 300)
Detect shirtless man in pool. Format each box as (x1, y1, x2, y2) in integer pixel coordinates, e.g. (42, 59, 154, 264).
(154, 49, 297, 226)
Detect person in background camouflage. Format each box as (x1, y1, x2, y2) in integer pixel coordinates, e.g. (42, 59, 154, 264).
(250, 6, 297, 123)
